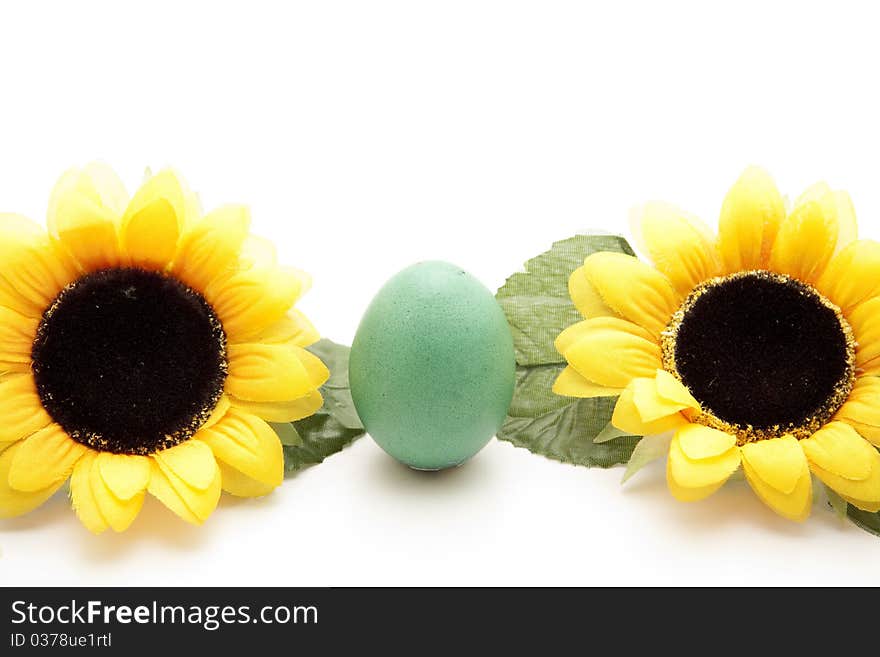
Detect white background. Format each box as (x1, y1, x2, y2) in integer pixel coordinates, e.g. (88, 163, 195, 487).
(1, 0, 880, 586)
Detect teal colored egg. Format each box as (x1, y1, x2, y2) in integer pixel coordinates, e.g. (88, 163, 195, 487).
(349, 261, 516, 470)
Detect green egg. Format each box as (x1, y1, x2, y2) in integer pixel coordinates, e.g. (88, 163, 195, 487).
(349, 261, 516, 470)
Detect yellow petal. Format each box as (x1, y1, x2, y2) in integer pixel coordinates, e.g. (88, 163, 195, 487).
(0, 214, 78, 316)
(69, 452, 108, 533)
(0, 306, 38, 365)
(227, 343, 329, 402)
(120, 169, 194, 269)
(7, 424, 86, 492)
(846, 298, 880, 374)
(653, 369, 700, 408)
(666, 427, 741, 501)
(717, 167, 786, 272)
(801, 421, 873, 480)
(206, 265, 308, 340)
(667, 458, 728, 502)
(217, 461, 276, 498)
(568, 264, 619, 319)
(808, 440, 880, 510)
(817, 240, 880, 312)
(740, 435, 806, 495)
(581, 252, 679, 338)
(197, 407, 284, 488)
(149, 456, 221, 523)
(742, 437, 812, 522)
(632, 377, 693, 423)
(611, 380, 688, 435)
(121, 198, 180, 269)
(97, 453, 151, 501)
(237, 234, 279, 270)
(555, 317, 654, 356)
(48, 163, 128, 218)
(839, 494, 880, 513)
(146, 460, 200, 525)
(0, 374, 53, 443)
(252, 310, 320, 348)
(46, 163, 126, 271)
(552, 365, 622, 398)
(563, 325, 662, 388)
(172, 205, 251, 290)
(89, 457, 144, 532)
(835, 377, 880, 446)
(153, 439, 218, 490)
(201, 394, 231, 431)
(796, 183, 857, 254)
(229, 391, 325, 423)
(768, 198, 838, 283)
(0, 441, 65, 519)
(676, 423, 737, 460)
(629, 202, 721, 295)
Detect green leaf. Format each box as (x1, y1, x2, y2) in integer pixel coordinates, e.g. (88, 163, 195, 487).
(498, 396, 640, 467)
(271, 422, 303, 447)
(495, 234, 640, 468)
(622, 433, 672, 483)
(594, 422, 631, 444)
(497, 234, 635, 366)
(823, 484, 848, 521)
(283, 339, 366, 475)
(846, 505, 880, 537)
(300, 338, 364, 430)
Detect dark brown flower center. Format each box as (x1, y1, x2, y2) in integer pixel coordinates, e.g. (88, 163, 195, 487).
(663, 270, 855, 443)
(31, 268, 227, 455)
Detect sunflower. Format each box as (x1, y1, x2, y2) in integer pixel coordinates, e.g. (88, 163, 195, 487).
(554, 167, 880, 521)
(0, 164, 328, 533)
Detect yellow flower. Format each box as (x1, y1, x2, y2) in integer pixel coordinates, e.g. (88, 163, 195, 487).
(0, 164, 328, 533)
(554, 167, 880, 522)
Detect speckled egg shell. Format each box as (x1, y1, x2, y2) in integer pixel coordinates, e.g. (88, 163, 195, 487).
(349, 261, 516, 470)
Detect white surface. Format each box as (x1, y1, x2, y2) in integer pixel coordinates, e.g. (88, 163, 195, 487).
(2, 0, 880, 586)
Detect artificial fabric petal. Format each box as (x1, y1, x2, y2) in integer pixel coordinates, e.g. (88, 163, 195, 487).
(227, 343, 329, 402)
(801, 421, 873, 481)
(0, 214, 78, 316)
(88, 457, 144, 532)
(795, 182, 857, 254)
(768, 197, 838, 283)
(741, 436, 812, 521)
(611, 381, 688, 436)
(216, 461, 276, 497)
(46, 164, 126, 271)
(0, 441, 66, 518)
(0, 374, 53, 443)
(197, 407, 284, 489)
(717, 166, 785, 272)
(148, 457, 221, 524)
(206, 265, 308, 340)
(581, 252, 679, 338)
(666, 426, 741, 501)
(629, 202, 720, 295)
(171, 204, 251, 290)
(7, 424, 86, 492)
(229, 391, 325, 423)
(97, 453, 151, 501)
(69, 452, 109, 533)
(834, 377, 880, 446)
(152, 439, 218, 490)
(552, 365, 623, 398)
(562, 324, 661, 388)
(846, 297, 880, 374)
(568, 264, 619, 319)
(0, 306, 39, 366)
(817, 240, 880, 312)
